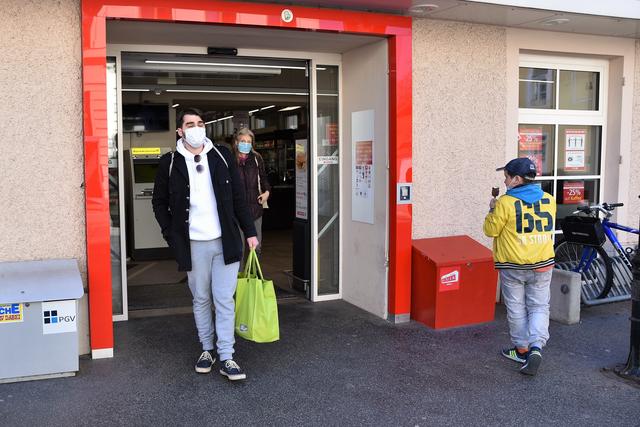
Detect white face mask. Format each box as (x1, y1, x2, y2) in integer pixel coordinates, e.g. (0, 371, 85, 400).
(183, 126, 206, 148)
(506, 177, 518, 190)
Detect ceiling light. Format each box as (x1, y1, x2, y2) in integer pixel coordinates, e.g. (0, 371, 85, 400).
(279, 106, 301, 112)
(542, 18, 570, 26)
(408, 3, 439, 15)
(125, 61, 281, 75)
(206, 115, 235, 125)
(144, 60, 305, 70)
(165, 89, 309, 96)
(250, 104, 278, 115)
(171, 103, 180, 108)
(122, 88, 150, 92)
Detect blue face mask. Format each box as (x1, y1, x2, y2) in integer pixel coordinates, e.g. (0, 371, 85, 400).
(238, 142, 252, 154)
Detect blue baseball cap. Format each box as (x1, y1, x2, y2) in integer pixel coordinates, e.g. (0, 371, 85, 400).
(496, 157, 536, 178)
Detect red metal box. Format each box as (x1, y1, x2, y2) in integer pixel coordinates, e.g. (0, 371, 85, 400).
(411, 235, 498, 329)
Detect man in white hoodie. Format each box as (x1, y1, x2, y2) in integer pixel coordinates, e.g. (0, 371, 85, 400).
(153, 108, 258, 381)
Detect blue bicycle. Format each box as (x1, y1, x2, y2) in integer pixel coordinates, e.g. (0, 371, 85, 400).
(555, 202, 639, 305)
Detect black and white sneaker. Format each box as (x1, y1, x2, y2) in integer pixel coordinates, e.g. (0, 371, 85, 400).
(195, 351, 215, 374)
(220, 359, 247, 381)
(501, 347, 528, 364)
(520, 347, 542, 376)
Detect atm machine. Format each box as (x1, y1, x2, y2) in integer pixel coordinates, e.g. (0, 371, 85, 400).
(124, 147, 173, 260)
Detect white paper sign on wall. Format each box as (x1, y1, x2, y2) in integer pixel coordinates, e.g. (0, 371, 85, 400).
(42, 300, 77, 335)
(295, 139, 308, 220)
(352, 110, 375, 224)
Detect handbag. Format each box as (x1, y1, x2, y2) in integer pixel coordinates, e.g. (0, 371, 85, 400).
(235, 250, 280, 343)
(256, 157, 269, 209)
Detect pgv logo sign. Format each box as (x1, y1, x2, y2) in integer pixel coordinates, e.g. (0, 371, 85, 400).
(43, 310, 76, 325)
(42, 300, 77, 334)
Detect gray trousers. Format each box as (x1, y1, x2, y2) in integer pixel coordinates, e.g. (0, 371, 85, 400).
(499, 269, 552, 350)
(187, 238, 239, 361)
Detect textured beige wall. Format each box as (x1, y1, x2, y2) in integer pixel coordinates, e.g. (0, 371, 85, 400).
(630, 40, 640, 233)
(0, 1, 88, 353)
(412, 20, 507, 246)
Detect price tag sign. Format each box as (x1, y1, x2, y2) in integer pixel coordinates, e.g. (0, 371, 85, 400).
(563, 181, 585, 204)
(132, 147, 161, 155)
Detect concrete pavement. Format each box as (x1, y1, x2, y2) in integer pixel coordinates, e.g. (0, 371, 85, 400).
(1, 299, 638, 426)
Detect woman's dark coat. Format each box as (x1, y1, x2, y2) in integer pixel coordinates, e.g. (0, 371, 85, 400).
(237, 152, 271, 221)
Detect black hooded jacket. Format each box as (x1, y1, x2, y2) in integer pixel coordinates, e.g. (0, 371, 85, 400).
(152, 144, 256, 271)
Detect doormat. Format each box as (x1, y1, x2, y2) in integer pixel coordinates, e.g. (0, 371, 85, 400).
(128, 282, 191, 311)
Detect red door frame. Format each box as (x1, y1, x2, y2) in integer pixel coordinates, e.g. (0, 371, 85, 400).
(82, 0, 412, 353)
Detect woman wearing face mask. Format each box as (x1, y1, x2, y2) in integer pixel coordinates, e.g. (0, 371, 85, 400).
(233, 128, 271, 258)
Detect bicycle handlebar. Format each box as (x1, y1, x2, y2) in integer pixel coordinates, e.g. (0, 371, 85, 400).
(573, 202, 624, 216)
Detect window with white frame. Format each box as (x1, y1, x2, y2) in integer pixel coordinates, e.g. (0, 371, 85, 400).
(518, 54, 608, 229)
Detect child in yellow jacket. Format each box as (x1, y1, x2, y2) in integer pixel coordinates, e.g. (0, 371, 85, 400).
(483, 157, 556, 376)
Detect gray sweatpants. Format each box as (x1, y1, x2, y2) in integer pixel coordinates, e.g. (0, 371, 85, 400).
(499, 269, 552, 350)
(187, 239, 240, 361)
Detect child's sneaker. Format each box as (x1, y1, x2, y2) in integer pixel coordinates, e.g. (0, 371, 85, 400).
(520, 347, 542, 376)
(195, 350, 215, 374)
(220, 359, 247, 381)
(501, 347, 527, 364)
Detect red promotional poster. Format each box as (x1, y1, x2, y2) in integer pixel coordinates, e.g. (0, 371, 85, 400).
(326, 123, 338, 146)
(355, 141, 373, 165)
(519, 128, 543, 175)
(438, 266, 460, 292)
(518, 128, 543, 151)
(563, 181, 585, 204)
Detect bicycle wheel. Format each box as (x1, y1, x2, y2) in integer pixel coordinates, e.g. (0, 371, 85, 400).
(554, 240, 613, 300)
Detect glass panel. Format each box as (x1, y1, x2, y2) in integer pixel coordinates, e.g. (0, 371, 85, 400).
(519, 67, 556, 109)
(557, 125, 601, 176)
(555, 179, 600, 230)
(536, 180, 554, 195)
(559, 70, 599, 111)
(107, 57, 123, 316)
(517, 124, 555, 176)
(316, 65, 340, 295)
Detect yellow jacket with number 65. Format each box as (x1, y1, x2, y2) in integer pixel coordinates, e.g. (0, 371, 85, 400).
(483, 184, 556, 270)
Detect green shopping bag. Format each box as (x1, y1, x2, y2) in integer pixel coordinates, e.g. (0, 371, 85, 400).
(235, 250, 280, 343)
